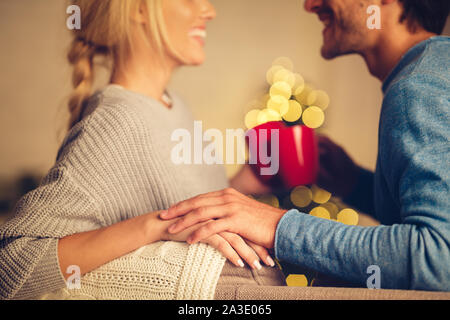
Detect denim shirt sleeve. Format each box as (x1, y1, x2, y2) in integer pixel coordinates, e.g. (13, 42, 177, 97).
(274, 72, 450, 291)
(274, 209, 414, 290)
(342, 167, 375, 216)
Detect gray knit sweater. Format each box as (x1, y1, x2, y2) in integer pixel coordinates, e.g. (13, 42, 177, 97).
(0, 85, 229, 300)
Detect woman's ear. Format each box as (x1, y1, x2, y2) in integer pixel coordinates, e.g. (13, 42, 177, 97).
(131, 0, 148, 24)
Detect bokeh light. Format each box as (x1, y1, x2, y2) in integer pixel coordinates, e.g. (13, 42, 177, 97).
(310, 206, 331, 220)
(245, 58, 332, 130)
(255, 194, 280, 208)
(337, 208, 359, 225)
(307, 90, 330, 111)
(282, 100, 302, 122)
(319, 202, 339, 219)
(293, 73, 305, 96)
(244, 109, 261, 129)
(286, 274, 308, 287)
(267, 95, 289, 115)
(311, 185, 332, 204)
(294, 83, 314, 106)
(302, 106, 325, 129)
(272, 56, 294, 71)
(270, 81, 292, 100)
(273, 68, 296, 87)
(266, 65, 284, 85)
(290, 186, 312, 207)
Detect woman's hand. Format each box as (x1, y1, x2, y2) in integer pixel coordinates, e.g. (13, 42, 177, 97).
(204, 233, 275, 269)
(161, 218, 275, 269)
(160, 188, 287, 249)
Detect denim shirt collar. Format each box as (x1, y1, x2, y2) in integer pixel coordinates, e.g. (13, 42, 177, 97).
(381, 36, 447, 94)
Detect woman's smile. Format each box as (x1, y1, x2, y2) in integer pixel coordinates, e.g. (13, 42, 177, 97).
(188, 26, 207, 46)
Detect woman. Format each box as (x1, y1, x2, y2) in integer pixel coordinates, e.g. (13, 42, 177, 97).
(0, 0, 282, 300)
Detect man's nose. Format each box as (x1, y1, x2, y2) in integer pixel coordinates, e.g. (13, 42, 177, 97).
(304, 0, 323, 13)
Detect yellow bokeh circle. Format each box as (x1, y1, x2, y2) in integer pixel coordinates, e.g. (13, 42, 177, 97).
(266, 65, 284, 85)
(310, 206, 331, 220)
(295, 84, 314, 105)
(257, 108, 281, 125)
(282, 100, 302, 122)
(290, 186, 312, 208)
(319, 202, 339, 218)
(273, 69, 296, 87)
(337, 208, 359, 225)
(245, 109, 261, 129)
(302, 106, 325, 129)
(256, 194, 280, 208)
(272, 56, 294, 71)
(307, 90, 330, 111)
(267, 95, 289, 115)
(293, 73, 305, 95)
(311, 185, 332, 204)
(270, 81, 292, 99)
(286, 274, 308, 287)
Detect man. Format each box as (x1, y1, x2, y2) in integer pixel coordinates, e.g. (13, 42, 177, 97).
(161, 0, 450, 291)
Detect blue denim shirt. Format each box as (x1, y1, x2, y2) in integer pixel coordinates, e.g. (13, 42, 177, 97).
(275, 36, 450, 291)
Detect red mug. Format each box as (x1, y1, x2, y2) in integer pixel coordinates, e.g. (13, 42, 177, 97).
(246, 121, 318, 189)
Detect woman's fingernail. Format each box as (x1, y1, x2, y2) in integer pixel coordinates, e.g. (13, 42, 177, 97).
(267, 256, 275, 267)
(237, 259, 244, 267)
(160, 211, 168, 218)
(253, 260, 262, 270)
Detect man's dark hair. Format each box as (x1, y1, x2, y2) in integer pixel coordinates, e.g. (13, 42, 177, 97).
(398, 0, 450, 34)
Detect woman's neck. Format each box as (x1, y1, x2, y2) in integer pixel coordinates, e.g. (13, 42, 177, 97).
(110, 51, 178, 107)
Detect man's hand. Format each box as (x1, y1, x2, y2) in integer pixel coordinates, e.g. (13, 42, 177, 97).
(160, 188, 287, 249)
(317, 135, 360, 198)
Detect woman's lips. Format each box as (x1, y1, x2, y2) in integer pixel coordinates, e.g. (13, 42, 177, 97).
(188, 28, 207, 45)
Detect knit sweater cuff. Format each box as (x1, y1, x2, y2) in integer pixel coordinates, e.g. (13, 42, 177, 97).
(176, 243, 226, 300)
(14, 238, 66, 299)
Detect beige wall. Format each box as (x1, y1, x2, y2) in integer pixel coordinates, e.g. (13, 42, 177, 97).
(0, 0, 449, 181)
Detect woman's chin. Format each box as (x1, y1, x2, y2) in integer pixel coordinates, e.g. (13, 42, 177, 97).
(184, 55, 206, 66)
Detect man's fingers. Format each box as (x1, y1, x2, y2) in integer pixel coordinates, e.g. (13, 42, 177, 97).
(168, 197, 225, 219)
(187, 219, 231, 244)
(168, 204, 232, 234)
(219, 232, 262, 270)
(201, 235, 244, 268)
(161, 188, 240, 219)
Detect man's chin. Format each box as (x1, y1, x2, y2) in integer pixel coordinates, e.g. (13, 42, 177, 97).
(321, 46, 338, 60)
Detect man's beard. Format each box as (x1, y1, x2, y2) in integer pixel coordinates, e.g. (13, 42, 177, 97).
(321, 14, 365, 59)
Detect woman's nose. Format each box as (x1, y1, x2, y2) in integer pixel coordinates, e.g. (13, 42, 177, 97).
(201, 0, 217, 21)
(304, 0, 323, 13)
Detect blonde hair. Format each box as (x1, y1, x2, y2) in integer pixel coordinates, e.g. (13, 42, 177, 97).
(67, 0, 176, 129)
